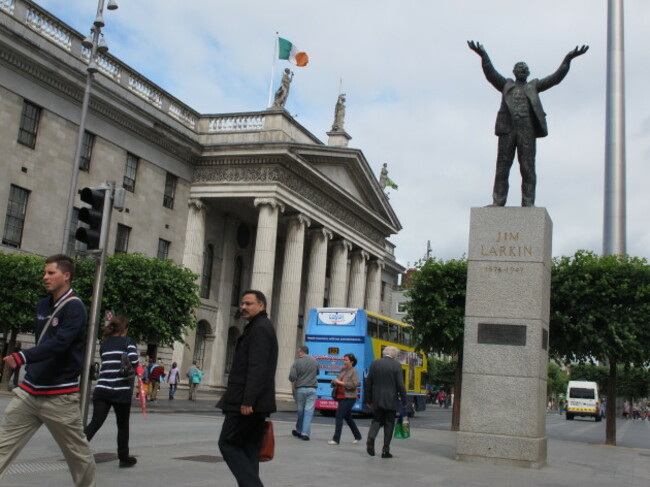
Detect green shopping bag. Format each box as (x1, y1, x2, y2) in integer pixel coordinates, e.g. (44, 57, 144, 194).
(394, 415, 410, 439)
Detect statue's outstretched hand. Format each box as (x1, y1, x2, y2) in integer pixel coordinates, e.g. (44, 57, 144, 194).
(467, 40, 487, 58)
(566, 45, 589, 60)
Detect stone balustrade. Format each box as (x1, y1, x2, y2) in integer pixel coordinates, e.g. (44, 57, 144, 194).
(128, 74, 163, 108)
(81, 47, 122, 81)
(208, 115, 265, 132)
(169, 103, 198, 129)
(0, 0, 14, 15)
(25, 5, 72, 51)
(3, 0, 200, 129)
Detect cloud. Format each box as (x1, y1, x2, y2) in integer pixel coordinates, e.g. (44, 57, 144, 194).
(36, 0, 650, 265)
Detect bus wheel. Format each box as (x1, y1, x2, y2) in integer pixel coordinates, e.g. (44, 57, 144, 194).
(319, 409, 335, 417)
(566, 413, 574, 420)
(595, 415, 602, 422)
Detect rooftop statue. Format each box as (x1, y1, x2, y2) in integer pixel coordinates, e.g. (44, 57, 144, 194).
(273, 68, 293, 108)
(331, 93, 346, 131)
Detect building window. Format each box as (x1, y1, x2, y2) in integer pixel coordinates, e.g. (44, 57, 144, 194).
(157, 238, 170, 260)
(163, 172, 177, 209)
(231, 256, 243, 306)
(115, 224, 131, 253)
(397, 302, 407, 314)
(79, 131, 95, 171)
(193, 321, 208, 367)
(2, 185, 30, 248)
(200, 244, 214, 299)
(17, 101, 41, 149)
(123, 153, 139, 192)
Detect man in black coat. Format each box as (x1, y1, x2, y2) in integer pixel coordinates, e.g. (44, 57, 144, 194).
(217, 290, 278, 487)
(365, 346, 407, 459)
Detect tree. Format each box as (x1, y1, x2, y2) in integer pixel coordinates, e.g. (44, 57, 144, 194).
(547, 362, 569, 404)
(0, 252, 44, 335)
(427, 357, 458, 391)
(617, 365, 650, 404)
(568, 363, 608, 391)
(0, 252, 200, 349)
(550, 250, 650, 445)
(74, 253, 201, 346)
(404, 257, 467, 430)
(0, 252, 44, 387)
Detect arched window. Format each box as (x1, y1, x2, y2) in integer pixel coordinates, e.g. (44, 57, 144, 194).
(225, 326, 240, 374)
(230, 255, 243, 306)
(193, 321, 208, 366)
(200, 244, 214, 299)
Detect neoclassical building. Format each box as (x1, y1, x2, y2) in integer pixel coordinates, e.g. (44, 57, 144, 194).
(0, 0, 404, 396)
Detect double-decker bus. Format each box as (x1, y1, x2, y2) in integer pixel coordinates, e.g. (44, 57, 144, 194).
(305, 308, 428, 414)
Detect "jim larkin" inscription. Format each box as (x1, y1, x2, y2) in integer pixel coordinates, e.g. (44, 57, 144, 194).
(480, 232, 533, 257)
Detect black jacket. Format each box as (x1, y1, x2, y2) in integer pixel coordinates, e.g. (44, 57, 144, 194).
(217, 311, 278, 413)
(365, 356, 407, 411)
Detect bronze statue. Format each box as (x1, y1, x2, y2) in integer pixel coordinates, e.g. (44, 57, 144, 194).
(273, 68, 293, 108)
(467, 40, 588, 207)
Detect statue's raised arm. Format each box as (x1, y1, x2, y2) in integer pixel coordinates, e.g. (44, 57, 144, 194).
(468, 40, 506, 91)
(564, 45, 589, 62)
(467, 40, 488, 60)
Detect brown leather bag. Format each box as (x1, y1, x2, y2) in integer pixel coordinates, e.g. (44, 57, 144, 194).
(258, 420, 274, 462)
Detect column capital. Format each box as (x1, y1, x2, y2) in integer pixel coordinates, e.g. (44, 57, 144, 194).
(332, 238, 352, 252)
(188, 198, 207, 213)
(370, 258, 385, 269)
(254, 197, 285, 213)
(288, 213, 311, 228)
(308, 227, 333, 240)
(351, 249, 370, 261)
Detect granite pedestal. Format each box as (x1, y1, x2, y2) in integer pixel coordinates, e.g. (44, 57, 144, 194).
(455, 207, 552, 468)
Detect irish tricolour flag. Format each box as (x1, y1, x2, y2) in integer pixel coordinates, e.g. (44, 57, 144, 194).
(278, 37, 309, 67)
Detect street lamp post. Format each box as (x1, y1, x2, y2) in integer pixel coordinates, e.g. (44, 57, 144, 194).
(61, 0, 118, 255)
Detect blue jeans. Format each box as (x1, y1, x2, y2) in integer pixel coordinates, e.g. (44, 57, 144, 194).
(333, 398, 361, 443)
(294, 387, 316, 436)
(168, 383, 177, 399)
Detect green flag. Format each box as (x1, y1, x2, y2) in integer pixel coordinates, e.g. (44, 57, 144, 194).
(385, 177, 398, 190)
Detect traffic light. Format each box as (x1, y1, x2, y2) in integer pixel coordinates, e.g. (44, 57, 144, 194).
(75, 187, 108, 250)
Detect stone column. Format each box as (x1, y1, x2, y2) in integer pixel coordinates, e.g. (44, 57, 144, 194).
(173, 199, 206, 366)
(199, 334, 216, 385)
(328, 239, 352, 307)
(250, 197, 284, 312)
(365, 259, 384, 313)
(274, 215, 310, 398)
(211, 216, 239, 389)
(456, 207, 552, 468)
(303, 227, 333, 313)
(347, 250, 369, 309)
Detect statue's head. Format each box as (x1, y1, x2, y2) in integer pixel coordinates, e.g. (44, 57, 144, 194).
(513, 62, 530, 81)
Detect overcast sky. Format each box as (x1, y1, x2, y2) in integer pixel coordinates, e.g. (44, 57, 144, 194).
(35, 0, 649, 268)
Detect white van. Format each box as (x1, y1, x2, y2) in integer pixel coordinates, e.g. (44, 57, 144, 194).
(566, 380, 601, 422)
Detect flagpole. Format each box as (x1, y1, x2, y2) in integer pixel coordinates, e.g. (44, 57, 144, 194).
(267, 32, 279, 108)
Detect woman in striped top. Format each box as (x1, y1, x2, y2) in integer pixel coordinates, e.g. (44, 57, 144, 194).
(84, 316, 139, 468)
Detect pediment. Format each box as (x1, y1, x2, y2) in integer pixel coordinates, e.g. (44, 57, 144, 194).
(294, 147, 401, 232)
